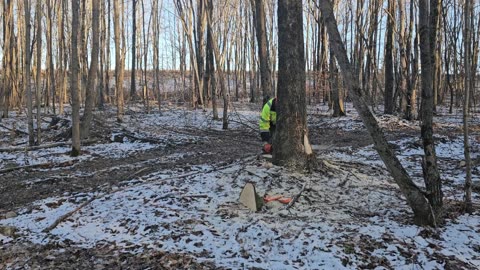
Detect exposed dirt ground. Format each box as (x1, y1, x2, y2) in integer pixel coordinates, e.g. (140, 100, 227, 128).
(0, 103, 478, 269)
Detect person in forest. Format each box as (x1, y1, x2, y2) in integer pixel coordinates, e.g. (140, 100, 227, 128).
(259, 96, 277, 154)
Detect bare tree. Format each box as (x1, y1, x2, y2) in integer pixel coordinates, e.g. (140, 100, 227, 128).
(274, 0, 311, 168)
(251, 0, 273, 98)
(1, 0, 15, 119)
(24, 0, 34, 146)
(318, 0, 437, 226)
(430, 0, 442, 110)
(114, 0, 125, 122)
(463, 0, 473, 213)
(35, 0, 42, 144)
(196, 0, 206, 107)
(419, 0, 443, 222)
(398, 0, 410, 119)
(70, 0, 81, 156)
(384, 0, 395, 114)
(46, 0, 55, 114)
(81, 0, 100, 139)
(58, 0, 68, 115)
(205, 0, 218, 119)
(130, 0, 138, 100)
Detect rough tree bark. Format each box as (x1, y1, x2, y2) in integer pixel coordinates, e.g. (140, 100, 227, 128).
(318, 0, 436, 226)
(130, 0, 137, 100)
(273, 0, 310, 168)
(205, 0, 218, 120)
(24, 0, 34, 146)
(35, 0, 42, 144)
(81, 0, 100, 139)
(398, 0, 410, 120)
(251, 0, 273, 98)
(46, 0, 55, 114)
(196, 0, 206, 108)
(114, 0, 124, 122)
(419, 0, 443, 223)
(70, 0, 81, 156)
(384, 0, 395, 114)
(329, 0, 344, 117)
(430, 0, 441, 110)
(463, 0, 473, 213)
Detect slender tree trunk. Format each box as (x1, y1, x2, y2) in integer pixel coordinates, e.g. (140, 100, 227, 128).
(205, 0, 217, 120)
(114, 0, 124, 122)
(406, 0, 418, 120)
(24, 0, 34, 146)
(196, 0, 206, 108)
(130, 0, 137, 100)
(463, 0, 472, 214)
(153, 0, 162, 111)
(248, 3, 257, 103)
(319, 0, 436, 226)
(98, 0, 106, 109)
(205, 0, 228, 129)
(35, 0, 42, 144)
(398, 0, 409, 119)
(384, 0, 395, 114)
(47, 0, 55, 114)
(430, 0, 441, 110)
(419, 0, 443, 222)
(81, 0, 100, 139)
(106, 0, 111, 104)
(142, 0, 150, 113)
(70, 0, 81, 156)
(251, 0, 273, 98)
(79, 0, 87, 104)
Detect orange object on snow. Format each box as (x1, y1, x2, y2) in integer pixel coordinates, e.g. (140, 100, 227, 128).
(263, 195, 292, 204)
(263, 195, 282, 203)
(277, 197, 292, 204)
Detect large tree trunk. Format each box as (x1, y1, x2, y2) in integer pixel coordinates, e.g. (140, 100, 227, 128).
(419, 0, 443, 222)
(81, 0, 100, 139)
(251, 0, 273, 98)
(70, 0, 81, 156)
(318, 0, 436, 226)
(273, 0, 309, 168)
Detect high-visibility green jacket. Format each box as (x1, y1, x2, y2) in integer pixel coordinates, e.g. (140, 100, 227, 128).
(259, 98, 277, 132)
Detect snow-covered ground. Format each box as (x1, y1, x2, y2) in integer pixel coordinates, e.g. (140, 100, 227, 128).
(1, 104, 479, 269)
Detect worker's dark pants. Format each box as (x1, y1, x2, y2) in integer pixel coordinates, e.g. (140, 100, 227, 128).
(260, 125, 276, 144)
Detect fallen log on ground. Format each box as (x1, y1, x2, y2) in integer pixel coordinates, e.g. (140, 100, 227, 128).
(0, 140, 98, 153)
